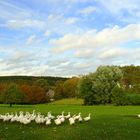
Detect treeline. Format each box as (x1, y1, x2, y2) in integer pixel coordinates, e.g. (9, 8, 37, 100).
(0, 77, 68, 106)
(0, 65, 140, 106)
(0, 76, 79, 106)
(0, 76, 68, 86)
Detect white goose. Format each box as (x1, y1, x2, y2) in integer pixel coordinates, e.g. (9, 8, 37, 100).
(78, 116, 83, 122)
(65, 112, 71, 119)
(46, 119, 51, 125)
(74, 113, 81, 120)
(47, 111, 55, 119)
(84, 113, 91, 122)
(59, 111, 64, 118)
(21, 117, 31, 125)
(54, 118, 61, 125)
(11, 112, 18, 122)
(69, 115, 76, 125)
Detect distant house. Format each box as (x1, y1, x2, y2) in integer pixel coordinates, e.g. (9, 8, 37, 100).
(46, 89, 54, 100)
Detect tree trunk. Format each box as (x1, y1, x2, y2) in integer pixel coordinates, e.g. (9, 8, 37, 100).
(10, 103, 12, 107)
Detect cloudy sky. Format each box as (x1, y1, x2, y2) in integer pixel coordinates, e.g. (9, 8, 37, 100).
(0, 0, 140, 77)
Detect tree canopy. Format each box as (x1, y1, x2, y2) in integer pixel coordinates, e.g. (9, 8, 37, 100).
(78, 66, 123, 105)
(0, 83, 25, 107)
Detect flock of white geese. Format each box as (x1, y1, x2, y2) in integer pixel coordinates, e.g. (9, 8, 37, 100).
(0, 110, 91, 126)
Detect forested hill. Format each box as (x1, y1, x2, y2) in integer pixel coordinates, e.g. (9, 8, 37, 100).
(0, 76, 68, 86)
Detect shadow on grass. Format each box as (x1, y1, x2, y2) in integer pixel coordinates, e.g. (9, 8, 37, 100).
(0, 105, 34, 108)
(124, 115, 139, 119)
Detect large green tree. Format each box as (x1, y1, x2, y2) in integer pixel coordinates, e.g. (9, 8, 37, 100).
(78, 66, 123, 105)
(1, 83, 25, 107)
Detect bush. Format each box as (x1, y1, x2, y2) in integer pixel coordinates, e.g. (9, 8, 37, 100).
(84, 93, 100, 105)
(111, 86, 140, 105)
(126, 94, 140, 105)
(111, 86, 128, 106)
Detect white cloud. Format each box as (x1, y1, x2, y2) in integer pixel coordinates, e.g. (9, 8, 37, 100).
(65, 17, 79, 24)
(7, 19, 45, 29)
(99, 48, 126, 59)
(50, 24, 140, 53)
(74, 49, 94, 58)
(98, 0, 140, 20)
(78, 6, 97, 15)
(26, 35, 36, 46)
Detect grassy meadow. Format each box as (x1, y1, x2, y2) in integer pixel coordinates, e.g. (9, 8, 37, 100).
(0, 99, 140, 140)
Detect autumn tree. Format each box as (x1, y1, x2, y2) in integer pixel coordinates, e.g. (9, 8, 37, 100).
(63, 77, 79, 98)
(20, 85, 46, 104)
(54, 81, 64, 100)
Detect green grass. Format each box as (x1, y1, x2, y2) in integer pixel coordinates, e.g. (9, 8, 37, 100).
(50, 98, 83, 105)
(0, 102, 140, 140)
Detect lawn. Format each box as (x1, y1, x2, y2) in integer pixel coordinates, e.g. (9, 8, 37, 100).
(0, 99, 140, 140)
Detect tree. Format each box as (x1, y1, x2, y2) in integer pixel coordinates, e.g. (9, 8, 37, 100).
(20, 84, 47, 104)
(63, 77, 79, 98)
(33, 79, 49, 92)
(1, 83, 25, 107)
(54, 81, 64, 100)
(78, 66, 123, 105)
(0, 83, 7, 103)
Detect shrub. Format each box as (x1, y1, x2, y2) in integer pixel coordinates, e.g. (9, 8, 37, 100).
(111, 86, 128, 106)
(84, 93, 100, 105)
(126, 94, 140, 105)
(112, 86, 140, 106)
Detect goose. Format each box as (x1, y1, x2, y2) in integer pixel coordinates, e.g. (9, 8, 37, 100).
(74, 113, 81, 120)
(17, 111, 24, 122)
(9, 113, 14, 120)
(59, 111, 64, 118)
(29, 112, 36, 121)
(3, 113, 14, 121)
(3, 113, 10, 122)
(84, 113, 91, 122)
(21, 118, 31, 125)
(54, 118, 61, 125)
(25, 112, 31, 119)
(47, 111, 55, 119)
(11, 112, 18, 122)
(69, 116, 76, 125)
(57, 112, 65, 123)
(45, 119, 51, 125)
(78, 116, 83, 122)
(65, 112, 71, 119)
(60, 116, 65, 123)
(35, 113, 42, 124)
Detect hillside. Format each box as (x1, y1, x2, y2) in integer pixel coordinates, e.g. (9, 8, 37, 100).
(0, 76, 68, 86)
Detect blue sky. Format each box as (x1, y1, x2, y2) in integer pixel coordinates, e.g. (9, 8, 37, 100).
(0, 0, 140, 77)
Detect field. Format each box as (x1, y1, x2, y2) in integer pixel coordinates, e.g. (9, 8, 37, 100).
(0, 99, 140, 140)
